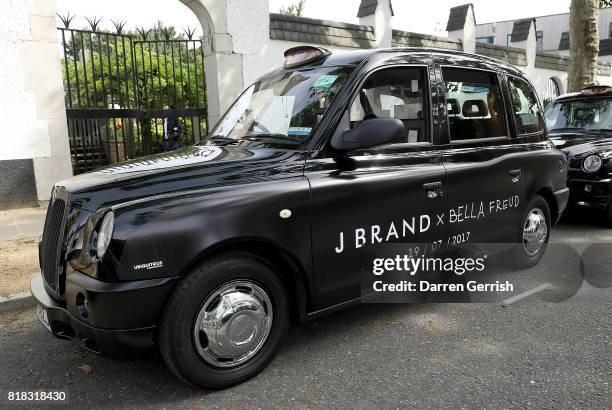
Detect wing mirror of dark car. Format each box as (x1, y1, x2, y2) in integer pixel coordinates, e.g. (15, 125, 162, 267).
(330, 118, 405, 151)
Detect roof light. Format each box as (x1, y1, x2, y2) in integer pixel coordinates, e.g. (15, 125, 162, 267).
(283, 46, 331, 69)
(580, 85, 612, 95)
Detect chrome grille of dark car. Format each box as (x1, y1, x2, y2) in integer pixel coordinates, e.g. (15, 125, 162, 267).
(41, 193, 68, 296)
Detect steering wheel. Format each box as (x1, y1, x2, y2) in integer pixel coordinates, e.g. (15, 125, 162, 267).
(251, 121, 271, 134)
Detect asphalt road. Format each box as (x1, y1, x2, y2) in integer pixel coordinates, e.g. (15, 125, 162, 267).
(1, 218, 611, 409)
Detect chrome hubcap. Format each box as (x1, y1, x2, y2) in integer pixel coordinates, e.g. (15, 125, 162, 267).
(193, 280, 272, 368)
(522, 208, 547, 257)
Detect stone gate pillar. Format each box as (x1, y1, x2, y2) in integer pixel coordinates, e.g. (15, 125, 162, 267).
(180, 0, 269, 130)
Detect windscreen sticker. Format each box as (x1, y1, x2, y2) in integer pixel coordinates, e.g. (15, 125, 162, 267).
(519, 113, 537, 125)
(313, 75, 339, 89)
(287, 127, 312, 136)
(461, 84, 490, 93)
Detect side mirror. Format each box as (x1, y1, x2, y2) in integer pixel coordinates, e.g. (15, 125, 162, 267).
(330, 117, 405, 151)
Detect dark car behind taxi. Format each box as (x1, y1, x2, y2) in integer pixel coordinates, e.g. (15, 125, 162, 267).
(545, 85, 612, 224)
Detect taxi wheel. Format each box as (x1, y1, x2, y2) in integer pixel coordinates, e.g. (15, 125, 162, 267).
(158, 252, 289, 389)
(506, 195, 551, 270)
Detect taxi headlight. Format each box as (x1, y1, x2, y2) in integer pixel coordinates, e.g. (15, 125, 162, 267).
(96, 211, 114, 258)
(582, 154, 603, 173)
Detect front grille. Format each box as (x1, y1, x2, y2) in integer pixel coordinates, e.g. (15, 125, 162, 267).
(41, 192, 68, 296)
(569, 157, 582, 169)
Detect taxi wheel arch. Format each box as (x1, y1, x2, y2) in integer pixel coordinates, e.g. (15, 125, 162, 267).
(536, 187, 558, 225)
(177, 240, 310, 324)
(158, 251, 290, 389)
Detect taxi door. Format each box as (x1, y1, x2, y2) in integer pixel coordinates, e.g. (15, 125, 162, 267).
(434, 61, 526, 246)
(305, 59, 448, 311)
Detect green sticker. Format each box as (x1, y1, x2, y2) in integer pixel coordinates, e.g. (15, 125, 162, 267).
(313, 75, 338, 89)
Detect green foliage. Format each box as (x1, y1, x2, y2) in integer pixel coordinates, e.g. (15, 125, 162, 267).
(61, 21, 205, 110)
(60, 22, 207, 156)
(279, 0, 306, 16)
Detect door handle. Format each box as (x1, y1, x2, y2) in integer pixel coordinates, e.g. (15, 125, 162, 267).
(423, 181, 443, 199)
(509, 169, 522, 183)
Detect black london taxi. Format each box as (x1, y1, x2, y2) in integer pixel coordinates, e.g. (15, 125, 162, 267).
(31, 46, 569, 388)
(545, 85, 612, 224)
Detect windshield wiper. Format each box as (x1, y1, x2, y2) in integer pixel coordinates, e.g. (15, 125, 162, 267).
(587, 128, 612, 132)
(205, 135, 241, 146)
(242, 133, 302, 145)
(550, 127, 586, 132)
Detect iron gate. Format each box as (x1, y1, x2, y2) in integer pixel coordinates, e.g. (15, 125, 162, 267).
(58, 21, 207, 174)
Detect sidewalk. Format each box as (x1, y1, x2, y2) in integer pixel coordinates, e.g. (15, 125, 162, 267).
(0, 207, 47, 241)
(0, 207, 46, 308)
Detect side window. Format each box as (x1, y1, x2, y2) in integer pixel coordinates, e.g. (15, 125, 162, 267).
(507, 77, 544, 134)
(442, 68, 507, 141)
(349, 67, 429, 143)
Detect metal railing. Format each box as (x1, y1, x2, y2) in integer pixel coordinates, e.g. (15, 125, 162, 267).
(57, 17, 208, 174)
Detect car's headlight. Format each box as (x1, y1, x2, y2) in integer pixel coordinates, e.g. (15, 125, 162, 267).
(96, 211, 114, 258)
(582, 154, 603, 173)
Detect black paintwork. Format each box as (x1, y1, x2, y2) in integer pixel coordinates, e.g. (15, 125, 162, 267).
(32, 48, 568, 356)
(547, 92, 612, 211)
(548, 130, 612, 210)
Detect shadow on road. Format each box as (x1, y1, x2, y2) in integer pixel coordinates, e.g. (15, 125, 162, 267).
(2, 303, 418, 407)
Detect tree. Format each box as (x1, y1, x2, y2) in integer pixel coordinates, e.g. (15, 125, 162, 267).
(568, 0, 599, 92)
(59, 20, 207, 156)
(279, 0, 306, 16)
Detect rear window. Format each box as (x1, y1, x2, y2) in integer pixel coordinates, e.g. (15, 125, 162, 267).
(508, 76, 544, 134)
(442, 68, 507, 141)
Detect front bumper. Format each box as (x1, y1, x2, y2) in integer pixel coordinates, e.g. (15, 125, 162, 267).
(567, 178, 610, 211)
(31, 273, 177, 359)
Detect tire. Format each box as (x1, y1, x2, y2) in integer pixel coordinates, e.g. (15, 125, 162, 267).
(504, 195, 551, 270)
(158, 252, 289, 389)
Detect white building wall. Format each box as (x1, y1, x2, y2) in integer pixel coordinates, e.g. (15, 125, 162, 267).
(475, 20, 514, 46)
(477, 8, 612, 52)
(0, 0, 72, 206)
(535, 14, 570, 51)
(598, 8, 612, 40)
(1, 0, 52, 161)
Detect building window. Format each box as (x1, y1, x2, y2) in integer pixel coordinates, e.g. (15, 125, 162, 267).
(536, 30, 543, 51)
(543, 78, 561, 107)
(476, 36, 494, 44)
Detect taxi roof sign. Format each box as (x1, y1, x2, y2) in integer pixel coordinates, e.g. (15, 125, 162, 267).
(580, 85, 612, 95)
(283, 46, 331, 69)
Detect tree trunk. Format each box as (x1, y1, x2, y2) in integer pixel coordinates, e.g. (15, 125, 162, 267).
(568, 0, 599, 92)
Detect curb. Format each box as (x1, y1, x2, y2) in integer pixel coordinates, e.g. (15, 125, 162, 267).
(0, 292, 35, 313)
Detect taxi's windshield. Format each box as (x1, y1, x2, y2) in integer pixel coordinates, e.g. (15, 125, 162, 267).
(205, 66, 353, 146)
(545, 97, 612, 133)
